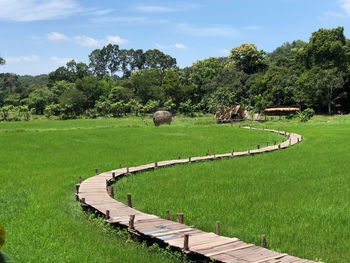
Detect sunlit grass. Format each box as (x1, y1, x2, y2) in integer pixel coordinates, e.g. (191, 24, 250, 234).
(116, 115, 350, 263)
(0, 117, 281, 262)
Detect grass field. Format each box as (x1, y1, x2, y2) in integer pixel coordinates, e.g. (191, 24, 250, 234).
(0, 116, 283, 262)
(115, 115, 350, 263)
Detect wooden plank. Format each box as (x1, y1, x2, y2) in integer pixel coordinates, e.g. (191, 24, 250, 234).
(77, 127, 315, 263)
(205, 243, 254, 257)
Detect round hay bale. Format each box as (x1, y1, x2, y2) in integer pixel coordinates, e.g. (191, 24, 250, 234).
(153, 111, 172, 126)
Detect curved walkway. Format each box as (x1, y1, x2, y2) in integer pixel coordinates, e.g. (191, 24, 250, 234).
(77, 127, 317, 263)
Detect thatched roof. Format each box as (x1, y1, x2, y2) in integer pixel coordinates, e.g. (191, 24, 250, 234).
(215, 105, 244, 121)
(264, 107, 300, 113)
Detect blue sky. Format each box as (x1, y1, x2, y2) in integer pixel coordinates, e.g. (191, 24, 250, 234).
(1, 0, 350, 75)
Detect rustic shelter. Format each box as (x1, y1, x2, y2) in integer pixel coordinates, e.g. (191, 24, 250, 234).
(264, 106, 301, 116)
(215, 105, 244, 122)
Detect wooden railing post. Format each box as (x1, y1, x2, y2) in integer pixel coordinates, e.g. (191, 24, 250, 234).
(177, 213, 184, 224)
(95, 168, 98, 174)
(166, 210, 170, 220)
(216, 221, 220, 235)
(127, 193, 132, 207)
(231, 149, 234, 156)
(129, 215, 135, 230)
(105, 210, 110, 220)
(184, 234, 189, 251)
(262, 234, 266, 248)
(78, 176, 82, 184)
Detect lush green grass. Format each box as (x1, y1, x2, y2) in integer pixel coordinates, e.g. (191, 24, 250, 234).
(116, 115, 350, 263)
(0, 117, 282, 262)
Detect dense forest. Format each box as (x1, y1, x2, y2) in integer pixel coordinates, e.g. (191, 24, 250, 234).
(1, 26, 350, 120)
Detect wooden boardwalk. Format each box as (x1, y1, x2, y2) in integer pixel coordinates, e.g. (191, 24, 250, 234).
(77, 127, 317, 263)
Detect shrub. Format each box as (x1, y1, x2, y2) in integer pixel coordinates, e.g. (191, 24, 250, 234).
(299, 108, 315, 122)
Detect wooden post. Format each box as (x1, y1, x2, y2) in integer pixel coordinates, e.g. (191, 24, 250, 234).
(129, 215, 135, 230)
(177, 213, 184, 224)
(126, 165, 129, 173)
(112, 172, 116, 179)
(75, 184, 80, 194)
(119, 163, 122, 169)
(183, 234, 189, 251)
(257, 144, 260, 149)
(78, 176, 82, 184)
(278, 144, 281, 149)
(189, 157, 191, 162)
(106, 179, 108, 189)
(231, 149, 234, 156)
(248, 149, 250, 154)
(216, 221, 220, 235)
(262, 234, 266, 248)
(81, 198, 88, 211)
(178, 156, 181, 160)
(95, 168, 98, 174)
(105, 210, 110, 220)
(166, 210, 170, 220)
(208, 149, 211, 156)
(155, 162, 158, 168)
(274, 140, 276, 145)
(110, 186, 114, 198)
(127, 193, 132, 207)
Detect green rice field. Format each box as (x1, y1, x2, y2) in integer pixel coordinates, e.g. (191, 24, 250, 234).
(0, 116, 284, 262)
(116, 115, 350, 263)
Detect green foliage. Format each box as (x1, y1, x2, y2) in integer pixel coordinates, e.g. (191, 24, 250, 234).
(298, 108, 315, 122)
(110, 101, 127, 117)
(44, 104, 61, 118)
(143, 100, 159, 113)
(0, 105, 13, 121)
(230, 43, 267, 74)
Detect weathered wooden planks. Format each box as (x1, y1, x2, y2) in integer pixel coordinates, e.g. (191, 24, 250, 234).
(77, 127, 318, 263)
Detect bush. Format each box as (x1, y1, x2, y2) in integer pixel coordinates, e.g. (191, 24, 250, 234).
(299, 108, 315, 122)
(44, 104, 61, 118)
(110, 101, 127, 117)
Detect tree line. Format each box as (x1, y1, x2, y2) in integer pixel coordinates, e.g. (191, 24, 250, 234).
(1, 26, 350, 121)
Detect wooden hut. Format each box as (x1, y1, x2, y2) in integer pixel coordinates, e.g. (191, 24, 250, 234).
(264, 106, 300, 120)
(215, 105, 244, 122)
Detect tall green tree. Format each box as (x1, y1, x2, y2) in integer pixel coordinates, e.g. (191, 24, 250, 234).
(298, 27, 350, 70)
(230, 43, 267, 74)
(144, 49, 177, 70)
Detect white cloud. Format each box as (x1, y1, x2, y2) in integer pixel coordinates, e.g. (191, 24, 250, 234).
(50, 56, 72, 65)
(340, 0, 350, 15)
(0, 0, 111, 22)
(0, 0, 82, 22)
(74, 35, 129, 47)
(5, 55, 39, 63)
(218, 49, 230, 55)
(135, 5, 176, 13)
(177, 23, 237, 37)
(106, 35, 129, 45)
(174, 43, 186, 49)
(74, 35, 101, 47)
(47, 32, 68, 41)
(155, 43, 187, 50)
